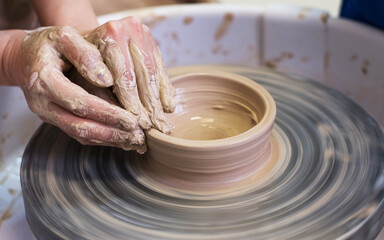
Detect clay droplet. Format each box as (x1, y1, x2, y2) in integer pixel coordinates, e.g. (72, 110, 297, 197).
(183, 16, 194, 25)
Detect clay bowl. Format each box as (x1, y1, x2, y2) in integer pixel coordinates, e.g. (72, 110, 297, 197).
(144, 72, 276, 190)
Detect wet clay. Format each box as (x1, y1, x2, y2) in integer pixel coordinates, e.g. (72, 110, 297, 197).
(145, 72, 276, 191)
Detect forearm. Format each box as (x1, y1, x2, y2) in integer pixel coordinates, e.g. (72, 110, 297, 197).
(0, 30, 27, 86)
(30, 0, 98, 34)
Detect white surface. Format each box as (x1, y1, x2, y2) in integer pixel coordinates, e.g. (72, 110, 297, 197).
(219, 0, 342, 17)
(1, 3, 383, 240)
(263, 4, 328, 81)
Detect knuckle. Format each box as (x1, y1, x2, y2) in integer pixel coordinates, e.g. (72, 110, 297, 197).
(57, 25, 75, 34)
(70, 105, 88, 117)
(66, 122, 89, 139)
(104, 20, 122, 35)
(129, 16, 142, 24)
(141, 23, 151, 33)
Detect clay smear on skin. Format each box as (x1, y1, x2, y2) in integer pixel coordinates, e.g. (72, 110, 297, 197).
(215, 13, 234, 41)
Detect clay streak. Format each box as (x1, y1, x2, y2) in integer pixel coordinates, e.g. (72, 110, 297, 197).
(215, 13, 234, 41)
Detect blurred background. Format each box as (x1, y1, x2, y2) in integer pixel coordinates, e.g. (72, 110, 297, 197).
(90, 0, 342, 17)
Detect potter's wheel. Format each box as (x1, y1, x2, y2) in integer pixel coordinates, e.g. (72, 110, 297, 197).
(21, 66, 384, 240)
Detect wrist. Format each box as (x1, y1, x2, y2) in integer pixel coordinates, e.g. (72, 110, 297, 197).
(0, 30, 28, 86)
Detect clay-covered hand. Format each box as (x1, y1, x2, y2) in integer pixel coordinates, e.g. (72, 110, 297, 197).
(18, 26, 147, 153)
(86, 17, 176, 134)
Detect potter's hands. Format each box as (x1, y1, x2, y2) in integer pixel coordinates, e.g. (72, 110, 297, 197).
(86, 17, 176, 133)
(9, 17, 175, 153)
(18, 25, 148, 153)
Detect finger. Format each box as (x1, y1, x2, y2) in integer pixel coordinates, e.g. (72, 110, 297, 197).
(46, 101, 146, 150)
(78, 131, 147, 154)
(25, 94, 145, 150)
(149, 32, 176, 113)
(68, 69, 120, 106)
(39, 66, 140, 132)
(127, 20, 173, 134)
(50, 26, 113, 87)
(86, 23, 152, 130)
(49, 103, 146, 150)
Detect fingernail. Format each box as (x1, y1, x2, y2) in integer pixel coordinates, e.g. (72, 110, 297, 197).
(119, 112, 139, 131)
(129, 129, 145, 145)
(92, 64, 113, 87)
(163, 97, 176, 113)
(138, 111, 152, 130)
(153, 115, 174, 135)
(135, 144, 147, 154)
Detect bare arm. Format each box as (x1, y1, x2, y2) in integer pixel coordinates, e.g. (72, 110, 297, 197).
(30, 0, 98, 34)
(0, 30, 26, 86)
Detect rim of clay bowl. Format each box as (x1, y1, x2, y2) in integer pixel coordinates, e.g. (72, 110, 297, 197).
(147, 72, 276, 149)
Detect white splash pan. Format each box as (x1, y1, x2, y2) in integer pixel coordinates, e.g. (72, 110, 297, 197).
(0, 4, 383, 240)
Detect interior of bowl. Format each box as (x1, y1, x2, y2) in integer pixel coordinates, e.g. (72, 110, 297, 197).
(169, 73, 265, 140)
(147, 72, 276, 148)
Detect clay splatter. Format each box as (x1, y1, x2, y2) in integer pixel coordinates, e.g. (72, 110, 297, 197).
(298, 13, 306, 19)
(265, 51, 294, 69)
(265, 60, 277, 69)
(361, 59, 370, 75)
(211, 45, 229, 56)
(350, 54, 357, 61)
(215, 13, 234, 41)
(1, 113, 8, 120)
(0, 193, 21, 228)
(171, 32, 180, 43)
(8, 189, 17, 195)
(183, 16, 194, 25)
(301, 57, 308, 63)
(0, 132, 13, 145)
(320, 13, 328, 23)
